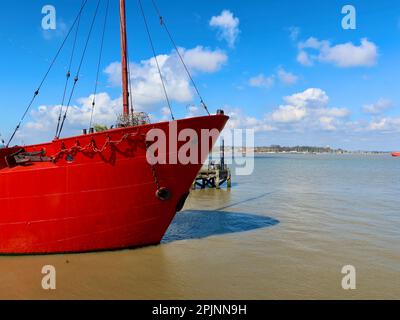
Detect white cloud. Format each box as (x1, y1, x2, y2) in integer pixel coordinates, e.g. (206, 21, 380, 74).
(283, 88, 329, 109)
(219, 88, 350, 132)
(297, 37, 378, 68)
(105, 57, 193, 107)
(209, 10, 240, 48)
(15, 46, 227, 144)
(182, 46, 228, 73)
(277, 67, 299, 85)
(221, 88, 351, 133)
(299, 37, 323, 50)
(225, 108, 275, 132)
(363, 98, 393, 114)
(271, 105, 307, 123)
(185, 105, 204, 118)
(268, 88, 350, 132)
(160, 106, 172, 121)
(17, 93, 121, 143)
(318, 116, 336, 131)
(368, 117, 400, 132)
(317, 107, 350, 118)
(266, 89, 400, 134)
(105, 46, 227, 108)
(249, 67, 299, 89)
(249, 74, 275, 89)
(270, 88, 330, 124)
(297, 50, 313, 66)
(288, 27, 300, 41)
(222, 97, 400, 137)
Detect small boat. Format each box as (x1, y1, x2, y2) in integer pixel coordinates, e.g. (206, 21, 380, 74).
(0, 0, 228, 254)
(392, 152, 400, 157)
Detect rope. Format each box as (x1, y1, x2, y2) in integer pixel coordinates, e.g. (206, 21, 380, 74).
(56, 0, 85, 137)
(6, 0, 89, 147)
(52, 131, 144, 162)
(150, 0, 210, 116)
(57, 0, 102, 138)
(89, 0, 110, 130)
(138, 0, 174, 121)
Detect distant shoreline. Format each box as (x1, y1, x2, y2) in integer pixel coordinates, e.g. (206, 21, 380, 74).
(213, 146, 392, 155)
(252, 151, 390, 155)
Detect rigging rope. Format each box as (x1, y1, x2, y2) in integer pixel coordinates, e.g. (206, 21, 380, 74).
(57, 0, 102, 138)
(150, 0, 210, 116)
(89, 0, 110, 130)
(138, 0, 174, 121)
(6, 0, 89, 147)
(56, 0, 85, 137)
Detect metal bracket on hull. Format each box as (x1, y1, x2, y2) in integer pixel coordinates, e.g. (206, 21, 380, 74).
(5, 148, 52, 168)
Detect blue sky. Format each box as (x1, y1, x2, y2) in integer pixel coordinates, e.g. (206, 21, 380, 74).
(0, 0, 399, 150)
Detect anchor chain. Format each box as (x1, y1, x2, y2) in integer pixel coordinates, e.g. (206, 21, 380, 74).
(145, 141, 171, 201)
(150, 162, 161, 191)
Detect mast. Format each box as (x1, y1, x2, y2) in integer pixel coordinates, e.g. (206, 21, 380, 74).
(119, 0, 130, 116)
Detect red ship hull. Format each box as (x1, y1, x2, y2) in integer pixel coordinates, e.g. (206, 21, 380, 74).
(392, 152, 400, 157)
(0, 115, 228, 254)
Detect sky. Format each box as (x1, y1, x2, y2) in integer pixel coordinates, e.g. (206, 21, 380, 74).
(0, 0, 399, 151)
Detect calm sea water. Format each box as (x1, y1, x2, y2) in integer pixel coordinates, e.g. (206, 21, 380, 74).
(1, 154, 399, 299)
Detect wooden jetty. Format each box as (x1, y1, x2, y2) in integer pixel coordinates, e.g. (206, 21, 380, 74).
(192, 140, 232, 190)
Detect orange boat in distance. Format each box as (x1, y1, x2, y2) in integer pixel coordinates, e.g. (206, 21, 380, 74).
(392, 152, 400, 157)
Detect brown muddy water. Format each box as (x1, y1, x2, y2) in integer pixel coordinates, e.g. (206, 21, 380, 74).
(0, 154, 399, 300)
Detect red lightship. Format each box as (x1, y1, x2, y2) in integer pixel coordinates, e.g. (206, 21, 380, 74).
(0, 0, 228, 254)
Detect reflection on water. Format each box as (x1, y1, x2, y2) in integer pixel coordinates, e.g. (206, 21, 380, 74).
(163, 210, 279, 243)
(0, 154, 399, 300)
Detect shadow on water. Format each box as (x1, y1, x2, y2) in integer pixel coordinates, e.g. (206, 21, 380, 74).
(163, 210, 279, 244)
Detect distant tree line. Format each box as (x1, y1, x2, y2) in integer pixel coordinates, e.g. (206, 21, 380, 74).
(253, 145, 345, 154)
